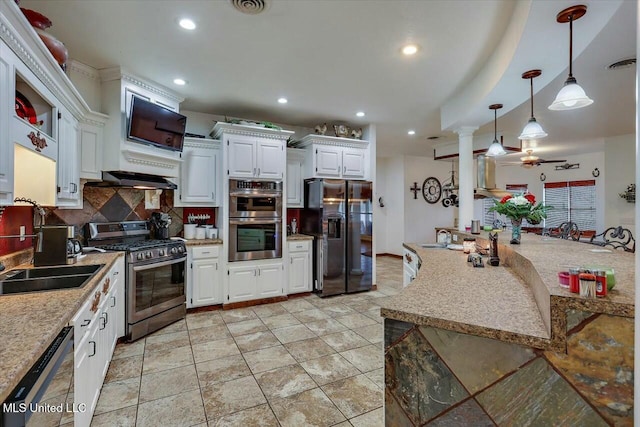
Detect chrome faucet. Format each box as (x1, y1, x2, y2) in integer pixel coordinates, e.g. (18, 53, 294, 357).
(13, 197, 46, 253)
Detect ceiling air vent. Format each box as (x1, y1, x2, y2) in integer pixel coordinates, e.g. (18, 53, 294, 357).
(231, 0, 269, 15)
(607, 58, 636, 70)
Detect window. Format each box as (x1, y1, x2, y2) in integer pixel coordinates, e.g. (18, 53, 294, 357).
(543, 180, 596, 232)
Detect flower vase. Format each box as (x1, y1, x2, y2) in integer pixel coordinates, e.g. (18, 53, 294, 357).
(510, 218, 522, 244)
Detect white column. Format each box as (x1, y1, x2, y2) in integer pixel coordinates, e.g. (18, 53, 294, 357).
(454, 126, 478, 232)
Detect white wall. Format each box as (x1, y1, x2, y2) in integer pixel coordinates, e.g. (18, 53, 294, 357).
(604, 134, 636, 235)
(494, 151, 606, 233)
(403, 156, 456, 245)
(375, 157, 389, 254)
(375, 155, 455, 255)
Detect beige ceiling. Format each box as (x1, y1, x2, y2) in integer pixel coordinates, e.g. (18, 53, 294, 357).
(19, 0, 636, 158)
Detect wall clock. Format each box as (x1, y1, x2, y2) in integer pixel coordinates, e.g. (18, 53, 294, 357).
(422, 177, 442, 204)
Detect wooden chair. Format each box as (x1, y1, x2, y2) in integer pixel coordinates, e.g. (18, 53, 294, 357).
(589, 226, 635, 253)
(543, 222, 581, 241)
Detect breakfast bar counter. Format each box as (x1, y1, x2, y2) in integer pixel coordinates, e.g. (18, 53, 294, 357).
(381, 232, 634, 426)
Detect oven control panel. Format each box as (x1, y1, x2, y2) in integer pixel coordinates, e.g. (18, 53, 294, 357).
(230, 179, 282, 191)
(128, 243, 186, 264)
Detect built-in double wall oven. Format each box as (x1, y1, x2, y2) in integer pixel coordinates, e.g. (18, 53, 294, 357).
(229, 179, 282, 262)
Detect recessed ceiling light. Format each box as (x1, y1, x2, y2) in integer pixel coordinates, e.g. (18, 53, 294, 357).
(179, 18, 196, 30)
(402, 44, 419, 56)
(173, 78, 186, 86)
(277, 97, 288, 104)
(356, 111, 365, 117)
(408, 130, 416, 135)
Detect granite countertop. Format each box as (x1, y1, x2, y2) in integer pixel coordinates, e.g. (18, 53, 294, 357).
(287, 234, 314, 241)
(0, 252, 123, 402)
(185, 239, 223, 246)
(382, 232, 634, 351)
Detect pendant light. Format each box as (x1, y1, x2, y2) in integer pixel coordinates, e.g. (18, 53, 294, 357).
(548, 5, 594, 111)
(519, 69, 547, 140)
(486, 104, 507, 157)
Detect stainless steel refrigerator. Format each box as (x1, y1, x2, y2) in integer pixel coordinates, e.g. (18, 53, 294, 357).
(302, 178, 373, 297)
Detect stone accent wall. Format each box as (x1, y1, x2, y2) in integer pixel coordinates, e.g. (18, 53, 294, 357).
(45, 187, 184, 241)
(384, 314, 633, 426)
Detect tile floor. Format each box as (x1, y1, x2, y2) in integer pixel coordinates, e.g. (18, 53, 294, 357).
(90, 256, 402, 427)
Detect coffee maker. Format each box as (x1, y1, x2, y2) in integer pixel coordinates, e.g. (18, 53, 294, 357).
(34, 226, 69, 266)
(150, 212, 171, 239)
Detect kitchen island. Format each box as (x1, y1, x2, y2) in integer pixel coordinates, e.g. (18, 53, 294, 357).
(381, 232, 634, 426)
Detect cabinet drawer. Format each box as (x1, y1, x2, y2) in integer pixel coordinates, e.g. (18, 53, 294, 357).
(288, 240, 311, 253)
(192, 245, 220, 259)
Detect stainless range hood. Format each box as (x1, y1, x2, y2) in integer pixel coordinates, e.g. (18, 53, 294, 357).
(84, 171, 177, 190)
(474, 155, 511, 199)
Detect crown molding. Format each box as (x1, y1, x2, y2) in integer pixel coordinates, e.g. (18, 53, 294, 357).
(295, 134, 369, 149)
(211, 122, 294, 140)
(99, 66, 184, 104)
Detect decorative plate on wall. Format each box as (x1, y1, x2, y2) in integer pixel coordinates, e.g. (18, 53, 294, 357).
(15, 91, 37, 124)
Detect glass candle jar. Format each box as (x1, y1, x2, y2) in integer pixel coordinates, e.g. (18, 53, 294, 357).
(568, 268, 580, 293)
(463, 238, 476, 254)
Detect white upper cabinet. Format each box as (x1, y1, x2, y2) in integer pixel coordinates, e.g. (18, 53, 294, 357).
(286, 148, 305, 208)
(210, 123, 293, 180)
(174, 138, 221, 207)
(227, 134, 257, 178)
(56, 106, 81, 207)
(295, 134, 369, 180)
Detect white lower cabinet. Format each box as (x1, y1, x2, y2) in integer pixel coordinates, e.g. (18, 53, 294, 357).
(187, 245, 223, 307)
(288, 240, 312, 294)
(72, 257, 124, 426)
(227, 261, 284, 304)
(402, 248, 419, 287)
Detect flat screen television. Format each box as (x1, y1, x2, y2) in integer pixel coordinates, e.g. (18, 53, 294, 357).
(127, 96, 187, 152)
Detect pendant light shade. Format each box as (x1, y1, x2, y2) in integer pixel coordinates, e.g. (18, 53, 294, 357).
(486, 104, 507, 157)
(548, 5, 593, 111)
(519, 69, 548, 140)
(548, 76, 593, 110)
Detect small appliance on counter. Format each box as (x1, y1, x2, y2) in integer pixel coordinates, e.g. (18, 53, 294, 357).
(66, 225, 83, 263)
(150, 212, 172, 239)
(34, 226, 70, 267)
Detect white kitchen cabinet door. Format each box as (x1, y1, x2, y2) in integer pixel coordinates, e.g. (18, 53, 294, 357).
(180, 147, 218, 204)
(79, 122, 102, 180)
(56, 108, 81, 207)
(341, 147, 366, 178)
(288, 252, 310, 294)
(111, 257, 125, 339)
(315, 146, 342, 177)
(191, 258, 222, 306)
(228, 135, 256, 178)
(0, 51, 12, 204)
(228, 265, 258, 303)
(256, 139, 284, 179)
(286, 156, 303, 207)
(258, 263, 284, 298)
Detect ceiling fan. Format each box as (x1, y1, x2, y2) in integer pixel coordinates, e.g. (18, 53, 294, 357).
(502, 150, 567, 168)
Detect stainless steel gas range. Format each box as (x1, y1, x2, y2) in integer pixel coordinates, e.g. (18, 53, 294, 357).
(86, 221, 186, 341)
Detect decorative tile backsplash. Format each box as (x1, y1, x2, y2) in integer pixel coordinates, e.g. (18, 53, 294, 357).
(45, 187, 184, 241)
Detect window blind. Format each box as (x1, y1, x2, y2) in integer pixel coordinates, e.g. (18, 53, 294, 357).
(543, 180, 595, 232)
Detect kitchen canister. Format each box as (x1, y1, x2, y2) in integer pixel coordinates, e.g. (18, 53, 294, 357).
(184, 224, 197, 239)
(206, 227, 218, 239)
(195, 227, 206, 240)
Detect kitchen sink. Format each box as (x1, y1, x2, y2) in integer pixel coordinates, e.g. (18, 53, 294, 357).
(0, 264, 104, 295)
(419, 243, 447, 249)
(1, 264, 104, 281)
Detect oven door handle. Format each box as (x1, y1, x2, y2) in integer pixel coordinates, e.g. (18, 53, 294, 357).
(229, 191, 282, 197)
(131, 256, 187, 271)
(229, 219, 281, 225)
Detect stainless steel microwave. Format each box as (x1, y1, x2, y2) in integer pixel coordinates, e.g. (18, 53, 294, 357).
(229, 179, 282, 218)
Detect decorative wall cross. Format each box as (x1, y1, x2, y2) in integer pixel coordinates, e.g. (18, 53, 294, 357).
(410, 182, 419, 199)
